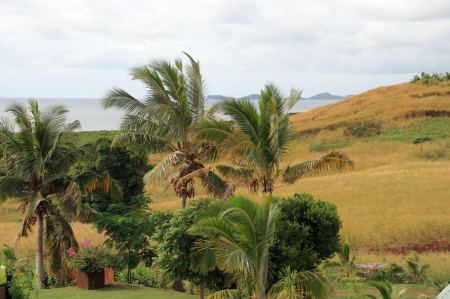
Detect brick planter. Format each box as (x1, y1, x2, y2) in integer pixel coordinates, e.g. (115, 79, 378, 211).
(0, 284, 6, 299)
(76, 270, 105, 290)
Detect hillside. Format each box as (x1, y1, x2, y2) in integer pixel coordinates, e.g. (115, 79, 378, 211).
(291, 82, 450, 132)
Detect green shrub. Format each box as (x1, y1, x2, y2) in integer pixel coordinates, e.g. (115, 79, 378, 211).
(309, 140, 349, 152)
(404, 253, 429, 284)
(345, 121, 382, 138)
(116, 264, 169, 289)
(0, 265, 6, 284)
(9, 273, 34, 299)
(368, 263, 405, 283)
(410, 72, 450, 85)
(270, 193, 341, 286)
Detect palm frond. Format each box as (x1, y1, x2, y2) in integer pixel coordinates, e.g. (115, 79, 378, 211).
(268, 268, 334, 299)
(221, 98, 260, 145)
(207, 289, 243, 299)
(143, 151, 185, 183)
(283, 151, 354, 184)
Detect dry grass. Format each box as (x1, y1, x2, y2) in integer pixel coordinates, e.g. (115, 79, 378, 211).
(291, 82, 450, 131)
(0, 201, 105, 257)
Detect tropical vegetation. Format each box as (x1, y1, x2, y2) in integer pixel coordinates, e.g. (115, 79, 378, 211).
(189, 196, 333, 299)
(103, 52, 229, 208)
(195, 83, 354, 195)
(0, 101, 119, 288)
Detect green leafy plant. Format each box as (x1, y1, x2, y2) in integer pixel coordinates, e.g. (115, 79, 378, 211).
(66, 244, 113, 273)
(0, 265, 6, 284)
(410, 72, 450, 84)
(116, 264, 169, 289)
(366, 281, 408, 299)
(430, 273, 450, 294)
(0, 101, 121, 288)
(368, 263, 405, 283)
(403, 253, 429, 284)
(412, 137, 432, 151)
(344, 121, 382, 138)
(103, 52, 229, 208)
(195, 84, 354, 196)
(190, 196, 334, 299)
(9, 272, 34, 299)
(152, 199, 229, 296)
(270, 193, 341, 285)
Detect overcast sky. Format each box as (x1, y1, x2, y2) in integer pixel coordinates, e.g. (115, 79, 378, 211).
(0, 0, 449, 98)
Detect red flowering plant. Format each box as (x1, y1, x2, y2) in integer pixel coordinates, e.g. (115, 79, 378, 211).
(66, 241, 113, 273)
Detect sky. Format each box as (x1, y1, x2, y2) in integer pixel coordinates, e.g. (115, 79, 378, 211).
(0, 0, 449, 99)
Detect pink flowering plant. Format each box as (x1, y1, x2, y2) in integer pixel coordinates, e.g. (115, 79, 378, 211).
(66, 241, 113, 273)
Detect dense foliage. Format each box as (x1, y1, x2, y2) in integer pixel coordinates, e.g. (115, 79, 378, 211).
(66, 245, 113, 273)
(0, 101, 117, 288)
(152, 199, 229, 292)
(410, 72, 450, 84)
(195, 83, 354, 195)
(82, 138, 149, 212)
(270, 193, 341, 285)
(83, 138, 152, 282)
(103, 52, 229, 208)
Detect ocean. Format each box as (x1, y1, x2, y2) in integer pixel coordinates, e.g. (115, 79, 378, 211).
(0, 98, 341, 131)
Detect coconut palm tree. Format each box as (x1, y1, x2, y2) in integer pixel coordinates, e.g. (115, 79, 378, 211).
(103, 52, 229, 208)
(189, 196, 333, 299)
(0, 100, 119, 288)
(194, 83, 354, 196)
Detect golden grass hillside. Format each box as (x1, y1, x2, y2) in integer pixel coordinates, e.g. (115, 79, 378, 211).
(291, 82, 450, 132)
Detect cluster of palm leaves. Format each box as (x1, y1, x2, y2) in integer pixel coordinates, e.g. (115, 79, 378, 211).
(103, 52, 229, 208)
(189, 196, 334, 299)
(104, 52, 354, 207)
(0, 101, 120, 287)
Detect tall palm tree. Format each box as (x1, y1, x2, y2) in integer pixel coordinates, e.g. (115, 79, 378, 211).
(0, 100, 118, 288)
(103, 52, 228, 208)
(195, 83, 354, 196)
(189, 196, 333, 299)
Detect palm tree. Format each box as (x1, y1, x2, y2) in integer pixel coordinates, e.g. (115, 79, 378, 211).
(0, 100, 118, 288)
(403, 253, 429, 284)
(103, 52, 228, 208)
(366, 281, 408, 299)
(195, 83, 354, 196)
(189, 196, 333, 299)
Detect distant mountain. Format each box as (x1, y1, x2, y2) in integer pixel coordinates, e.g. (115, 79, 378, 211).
(208, 92, 347, 101)
(306, 92, 346, 100)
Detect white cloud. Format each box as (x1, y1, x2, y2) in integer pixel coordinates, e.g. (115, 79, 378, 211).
(0, 0, 448, 97)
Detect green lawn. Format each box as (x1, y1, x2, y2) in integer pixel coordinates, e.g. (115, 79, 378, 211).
(32, 285, 197, 299)
(32, 283, 438, 299)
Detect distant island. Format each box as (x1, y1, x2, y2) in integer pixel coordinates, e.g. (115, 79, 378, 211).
(207, 92, 349, 101)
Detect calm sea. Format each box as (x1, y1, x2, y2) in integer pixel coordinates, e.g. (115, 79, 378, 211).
(0, 98, 340, 131)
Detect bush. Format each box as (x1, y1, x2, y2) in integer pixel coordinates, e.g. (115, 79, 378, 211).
(66, 244, 113, 273)
(270, 193, 341, 285)
(410, 72, 450, 85)
(309, 140, 349, 152)
(116, 264, 169, 289)
(344, 121, 382, 138)
(367, 263, 405, 283)
(9, 273, 34, 299)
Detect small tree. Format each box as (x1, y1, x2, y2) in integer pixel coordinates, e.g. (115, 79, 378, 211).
(152, 199, 229, 298)
(84, 139, 152, 282)
(270, 193, 341, 285)
(403, 253, 429, 284)
(95, 195, 154, 283)
(412, 137, 431, 151)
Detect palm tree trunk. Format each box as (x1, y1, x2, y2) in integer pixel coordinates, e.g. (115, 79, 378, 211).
(35, 212, 45, 289)
(181, 191, 187, 209)
(199, 281, 205, 299)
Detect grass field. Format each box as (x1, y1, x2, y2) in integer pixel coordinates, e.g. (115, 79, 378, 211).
(31, 285, 197, 299)
(30, 283, 439, 299)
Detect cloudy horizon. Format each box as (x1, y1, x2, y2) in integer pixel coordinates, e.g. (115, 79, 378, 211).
(0, 0, 449, 99)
